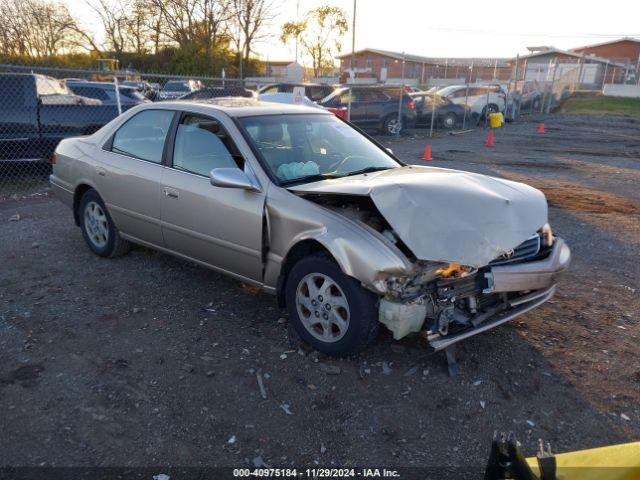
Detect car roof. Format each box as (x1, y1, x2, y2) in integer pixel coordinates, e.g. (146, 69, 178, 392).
(150, 97, 331, 117)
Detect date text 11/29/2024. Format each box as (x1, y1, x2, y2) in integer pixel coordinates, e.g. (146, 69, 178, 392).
(233, 468, 400, 478)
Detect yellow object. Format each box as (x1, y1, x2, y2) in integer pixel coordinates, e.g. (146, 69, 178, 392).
(489, 112, 504, 128)
(526, 442, 640, 480)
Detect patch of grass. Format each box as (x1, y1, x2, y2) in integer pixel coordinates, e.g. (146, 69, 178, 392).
(561, 95, 640, 116)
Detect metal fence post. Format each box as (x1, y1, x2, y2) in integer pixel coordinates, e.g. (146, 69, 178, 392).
(396, 53, 405, 138)
(546, 60, 558, 114)
(602, 60, 609, 90)
(429, 89, 436, 137)
(113, 76, 122, 115)
(462, 82, 469, 130)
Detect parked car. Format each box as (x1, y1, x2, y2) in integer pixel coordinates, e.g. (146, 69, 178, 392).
(121, 80, 158, 101)
(66, 80, 150, 108)
(50, 99, 570, 358)
(258, 92, 321, 109)
(410, 92, 470, 129)
(157, 80, 203, 100)
(258, 83, 335, 102)
(181, 86, 254, 100)
(0, 73, 119, 163)
(436, 84, 507, 121)
(318, 86, 417, 135)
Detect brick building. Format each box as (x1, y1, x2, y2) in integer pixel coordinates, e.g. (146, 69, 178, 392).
(570, 37, 640, 65)
(336, 48, 511, 85)
(515, 46, 630, 87)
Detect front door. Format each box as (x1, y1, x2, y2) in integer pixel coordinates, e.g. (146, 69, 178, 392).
(160, 112, 265, 282)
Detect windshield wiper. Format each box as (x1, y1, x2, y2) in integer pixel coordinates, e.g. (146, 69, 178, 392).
(280, 172, 342, 186)
(341, 166, 393, 177)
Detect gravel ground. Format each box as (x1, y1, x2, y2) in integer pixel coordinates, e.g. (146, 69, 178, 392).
(0, 113, 638, 473)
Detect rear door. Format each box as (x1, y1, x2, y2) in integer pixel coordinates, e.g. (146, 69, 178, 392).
(160, 111, 266, 282)
(96, 108, 176, 246)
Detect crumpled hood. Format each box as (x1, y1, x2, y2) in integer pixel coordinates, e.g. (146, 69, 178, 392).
(289, 165, 548, 267)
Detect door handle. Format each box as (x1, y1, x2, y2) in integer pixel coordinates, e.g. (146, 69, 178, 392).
(163, 187, 179, 198)
(95, 166, 106, 177)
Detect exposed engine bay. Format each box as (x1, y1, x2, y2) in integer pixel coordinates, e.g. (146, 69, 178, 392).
(300, 192, 562, 349)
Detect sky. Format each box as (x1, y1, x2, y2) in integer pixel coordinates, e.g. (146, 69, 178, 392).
(74, 0, 640, 63)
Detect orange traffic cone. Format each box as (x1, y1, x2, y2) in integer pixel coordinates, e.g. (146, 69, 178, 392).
(421, 145, 432, 161)
(485, 130, 495, 147)
(537, 123, 545, 133)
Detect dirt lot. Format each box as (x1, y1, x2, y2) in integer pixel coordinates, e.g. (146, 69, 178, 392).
(1, 113, 638, 473)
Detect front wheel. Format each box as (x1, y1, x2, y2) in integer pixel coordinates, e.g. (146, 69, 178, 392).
(382, 115, 402, 135)
(285, 253, 379, 356)
(79, 189, 130, 258)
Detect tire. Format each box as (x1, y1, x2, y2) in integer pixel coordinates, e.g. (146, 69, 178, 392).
(532, 97, 541, 111)
(481, 103, 500, 119)
(78, 189, 130, 258)
(382, 114, 402, 136)
(285, 253, 379, 357)
(441, 112, 457, 129)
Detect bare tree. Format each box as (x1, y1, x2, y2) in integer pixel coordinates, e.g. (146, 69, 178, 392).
(281, 5, 347, 77)
(0, 0, 95, 57)
(86, 0, 130, 55)
(231, 0, 276, 62)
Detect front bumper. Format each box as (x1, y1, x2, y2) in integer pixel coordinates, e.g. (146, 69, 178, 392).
(485, 238, 571, 293)
(428, 238, 571, 351)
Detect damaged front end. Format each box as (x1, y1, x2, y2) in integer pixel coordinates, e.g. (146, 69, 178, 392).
(379, 233, 570, 351)
(290, 166, 571, 352)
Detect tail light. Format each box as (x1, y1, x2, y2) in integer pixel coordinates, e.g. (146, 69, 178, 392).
(51, 152, 57, 165)
(328, 107, 348, 120)
(408, 100, 415, 110)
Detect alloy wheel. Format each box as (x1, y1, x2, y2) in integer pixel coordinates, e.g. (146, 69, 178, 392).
(296, 273, 350, 343)
(84, 201, 109, 248)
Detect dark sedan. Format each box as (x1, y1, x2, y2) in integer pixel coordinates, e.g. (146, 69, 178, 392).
(410, 92, 470, 129)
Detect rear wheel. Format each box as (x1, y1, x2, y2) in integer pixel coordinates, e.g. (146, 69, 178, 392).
(285, 253, 379, 356)
(382, 114, 402, 135)
(441, 112, 457, 129)
(79, 189, 130, 258)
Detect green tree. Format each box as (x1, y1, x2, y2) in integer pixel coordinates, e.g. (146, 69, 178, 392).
(281, 5, 348, 77)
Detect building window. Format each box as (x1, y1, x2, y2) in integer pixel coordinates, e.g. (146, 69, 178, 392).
(382, 59, 388, 68)
(366, 57, 372, 69)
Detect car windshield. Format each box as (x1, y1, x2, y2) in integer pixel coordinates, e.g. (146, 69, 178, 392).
(239, 114, 400, 185)
(164, 81, 190, 91)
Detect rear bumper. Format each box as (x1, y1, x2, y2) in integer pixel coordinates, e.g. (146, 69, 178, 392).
(49, 174, 74, 208)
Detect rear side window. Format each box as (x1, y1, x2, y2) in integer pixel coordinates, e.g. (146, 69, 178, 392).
(172, 114, 243, 176)
(111, 110, 174, 163)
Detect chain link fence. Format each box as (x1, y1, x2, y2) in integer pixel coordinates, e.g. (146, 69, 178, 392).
(1, 53, 637, 200)
(0, 62, 245, 200)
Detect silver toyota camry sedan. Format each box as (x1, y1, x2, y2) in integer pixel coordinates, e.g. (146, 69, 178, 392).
(50, 98, 570, 358)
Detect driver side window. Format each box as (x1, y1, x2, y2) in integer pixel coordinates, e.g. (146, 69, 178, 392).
(172, 114, 243, 177)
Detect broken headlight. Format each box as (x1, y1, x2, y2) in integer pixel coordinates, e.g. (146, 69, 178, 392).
(540, 223, 554, 248)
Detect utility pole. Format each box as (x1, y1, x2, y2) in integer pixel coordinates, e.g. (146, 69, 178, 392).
(237, 0, 243, 86)
(295, 0, 300, 63)
(347, 0, 356, 121)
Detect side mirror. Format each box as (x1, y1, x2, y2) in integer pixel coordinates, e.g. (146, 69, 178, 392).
(210, 168, 257, 191)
